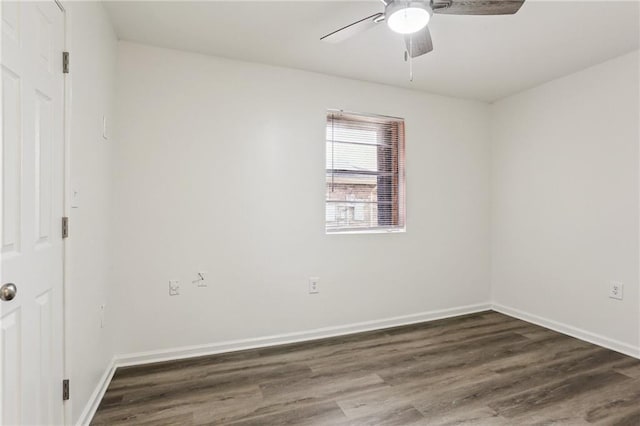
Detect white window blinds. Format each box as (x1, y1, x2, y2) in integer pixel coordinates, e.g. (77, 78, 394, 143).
(326, 111, 406, 233)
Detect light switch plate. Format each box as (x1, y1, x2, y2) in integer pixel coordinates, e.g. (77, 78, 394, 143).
(71, 189, 80, 209)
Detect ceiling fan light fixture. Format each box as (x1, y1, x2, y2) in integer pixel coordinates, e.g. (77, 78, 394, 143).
(386, 1, 432, 35)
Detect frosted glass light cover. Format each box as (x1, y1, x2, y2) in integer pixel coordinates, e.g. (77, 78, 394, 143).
(387, 7, 430, 34)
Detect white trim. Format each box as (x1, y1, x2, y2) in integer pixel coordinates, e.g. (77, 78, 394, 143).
(115, 303, 491, 367)
(75, 357, 117, 426)
(61, 2, 73, 424)
(637, 19, 640, 370)
(492, 303, 640, 359)
(76, 302, 640, 425)
(76, 303, 490, 424)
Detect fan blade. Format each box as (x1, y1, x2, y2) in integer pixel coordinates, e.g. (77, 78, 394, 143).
(434, 0, 525, 15)
(320, 13, 384, 43)
(404, 27, 433, 58)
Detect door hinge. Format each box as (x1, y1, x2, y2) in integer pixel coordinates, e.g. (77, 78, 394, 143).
(62, 217, 69, 239)
(62, 379, 70, 401)
(62, 51, 69, 74)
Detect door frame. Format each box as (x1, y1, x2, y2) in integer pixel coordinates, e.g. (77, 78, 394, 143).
(50, 0, 73, 423)
(58, 0, 72, 423)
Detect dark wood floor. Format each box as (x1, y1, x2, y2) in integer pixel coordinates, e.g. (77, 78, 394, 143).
(92, 311, 640, 425)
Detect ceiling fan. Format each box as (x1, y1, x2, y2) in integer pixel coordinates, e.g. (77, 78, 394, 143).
(321, 0, 526, 59)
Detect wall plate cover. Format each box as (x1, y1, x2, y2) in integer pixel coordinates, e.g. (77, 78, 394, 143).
(169, 280, 180, 296)
(609, 281, 623, 300)
(309, 277, 319, 294)
(71, 189, 80, 208)
(193, 271, 207, 287)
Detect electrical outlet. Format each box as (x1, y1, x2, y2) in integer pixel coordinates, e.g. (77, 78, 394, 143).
(609, 282, 623, 300)
(169, 280, 180, 296)
(309, 277, 319, 294)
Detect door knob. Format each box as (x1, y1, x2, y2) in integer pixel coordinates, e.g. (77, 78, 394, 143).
(0, 283, 17, 301)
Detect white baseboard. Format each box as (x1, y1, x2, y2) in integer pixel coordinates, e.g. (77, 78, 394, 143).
(77, 302, 639, 425)
(75, 303, 491, 425)
(492, 303, 640, 359)
(115, 303, 492, 367)
(76, 357, 117, 426)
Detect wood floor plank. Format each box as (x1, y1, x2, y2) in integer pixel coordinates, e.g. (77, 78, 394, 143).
(488, 370, 632, 418)
(339, 404, 426, 425)
(91, 312, 640, 425)
(507, 377, 640, 425)
(410, 346, 627, 418)
(94, 384, 263, 425)
(335, 384, 423, 422)
(419, 406, 511, 426)
(614, 358, 640, 379)
(224, 401, 347, 426)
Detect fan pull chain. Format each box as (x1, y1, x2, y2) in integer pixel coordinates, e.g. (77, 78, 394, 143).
(409, 51, 413, 82)
(408, 36, 414, 82)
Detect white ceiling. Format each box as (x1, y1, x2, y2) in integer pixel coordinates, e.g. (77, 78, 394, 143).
(103, 0, 640, 102)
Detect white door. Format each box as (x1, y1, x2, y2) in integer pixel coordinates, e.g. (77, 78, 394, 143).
(1, 1, 65, 425)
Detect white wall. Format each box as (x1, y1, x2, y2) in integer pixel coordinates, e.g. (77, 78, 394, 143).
(111, 42, 491, 356)
(491, 51, 640, 352)
(65, 2, 117, 423)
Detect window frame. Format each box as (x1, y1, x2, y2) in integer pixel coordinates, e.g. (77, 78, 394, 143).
(325, 110, 406, 234)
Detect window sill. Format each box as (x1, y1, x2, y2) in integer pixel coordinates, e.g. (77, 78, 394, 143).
(326, 228, 406, 235)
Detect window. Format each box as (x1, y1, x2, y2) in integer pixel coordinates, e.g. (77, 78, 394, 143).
(326, 110, 406, 233)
